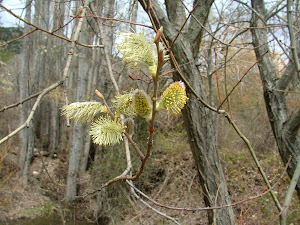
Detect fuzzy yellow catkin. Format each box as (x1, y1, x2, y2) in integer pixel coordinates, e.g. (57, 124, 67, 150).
(61, 102, 106, 123)
(117, 30, 157, 75)
(132, 89, 152, 120)
(112, 91, 136, 118)
(157, 81, 188, 115)
(90, 116, 123, 146)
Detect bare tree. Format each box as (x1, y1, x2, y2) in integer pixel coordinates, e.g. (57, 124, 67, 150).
(250, 0, 300, 197)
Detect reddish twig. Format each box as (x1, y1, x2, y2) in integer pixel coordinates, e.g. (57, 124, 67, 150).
(0, 28, 38, 47)
(217, 50, 269, 111)
(128, 69, 176, 82)
(54, 3, 63, 28)
(52, 18, 75, 33)
(169, 0, 200, 48)
(73, 14, 153, 29)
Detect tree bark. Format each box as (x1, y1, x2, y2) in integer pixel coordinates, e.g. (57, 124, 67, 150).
(19, 0, 34, 185)
(139, 1, 236, 224)
(65, 3, 91, 201)
(250, 0, 300, 198)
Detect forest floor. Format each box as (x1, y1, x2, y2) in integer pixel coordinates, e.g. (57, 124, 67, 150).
(1, 130, 300, 225)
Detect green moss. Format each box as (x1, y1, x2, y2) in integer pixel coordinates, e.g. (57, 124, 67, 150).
(20, 204, 54, 217)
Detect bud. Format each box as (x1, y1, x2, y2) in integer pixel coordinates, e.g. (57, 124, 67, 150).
(149, 65, 157, 77)
(95, 89, 104, 99)
(153, 27, 163, 44)
(124, 117, 135, 137)
(158, 49, 164, 65)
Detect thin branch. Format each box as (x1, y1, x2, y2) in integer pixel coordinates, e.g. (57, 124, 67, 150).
(234, 0, 292, 61)
(0, 28, 38, 47)
(280, 156, 300, 225)
(126, 176, 280, 212)
(267, 4, 286, 20)
(62, 3, 91, 126)
(270, 88, 300, 94)
(73, 14, 153, 29)
(223, 111, 282, 212)
(266, 0, 285, 18)
(0, 90, 42, 112)
(178, 0, 250, 49)
(0, 4, 104, 49)
(128, 69, 176, 82)
(217, 50, 269, 110)
(89, 4, 119, 94)
(126, 180, 181, 225)
(169, 0, 200, 48)
(0, 81, 63, 145)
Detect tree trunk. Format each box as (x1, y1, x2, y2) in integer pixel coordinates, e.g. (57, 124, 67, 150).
(138, 1, 236, 224)
(80, 125, 92, 172)
(130, 0, 138, 32)
(250, 0, 300, 197)
(65, 10, 91, 202)
(19, 0, 34, 185)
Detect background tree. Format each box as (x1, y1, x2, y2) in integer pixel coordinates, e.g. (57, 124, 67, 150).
(19, 0, 34, 185)
(250, 0, 300, 197)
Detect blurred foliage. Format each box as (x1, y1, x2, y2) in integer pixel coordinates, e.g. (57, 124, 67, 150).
(0, 27, 23, 62)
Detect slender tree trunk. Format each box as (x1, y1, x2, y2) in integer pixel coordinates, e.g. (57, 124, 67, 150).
(80, 125, 92, 172)
(66, 6, 91, 201)
(19, 0, 34, 185)
(48, 1, 66, 156)
(130, 0, 138, 32)
(250, 0, 300, 197)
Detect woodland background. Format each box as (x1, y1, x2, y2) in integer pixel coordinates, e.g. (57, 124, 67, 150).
(0, 0, 299, 224)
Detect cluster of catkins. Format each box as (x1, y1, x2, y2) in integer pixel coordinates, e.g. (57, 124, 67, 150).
(62, 29, 188, 147)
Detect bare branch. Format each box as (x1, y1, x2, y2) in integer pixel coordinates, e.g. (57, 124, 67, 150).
(126, 176, 282, 212)
(217, 50, 269, 110)
(126, 180, 181, 225)
(0, 90, 42, 112)
(0, 28, 38, 47)
(0, 4, 104, 49)
(223, 112, 282, 212)
(89, 3, 119, 94)
(0, 81, 63, 145)
(169, 0, 199, 48)
(234, 0, 292, 60)
(73, 14, 153, 29)
(280, 156, 300, 225)
(62, 3, 91, 126)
